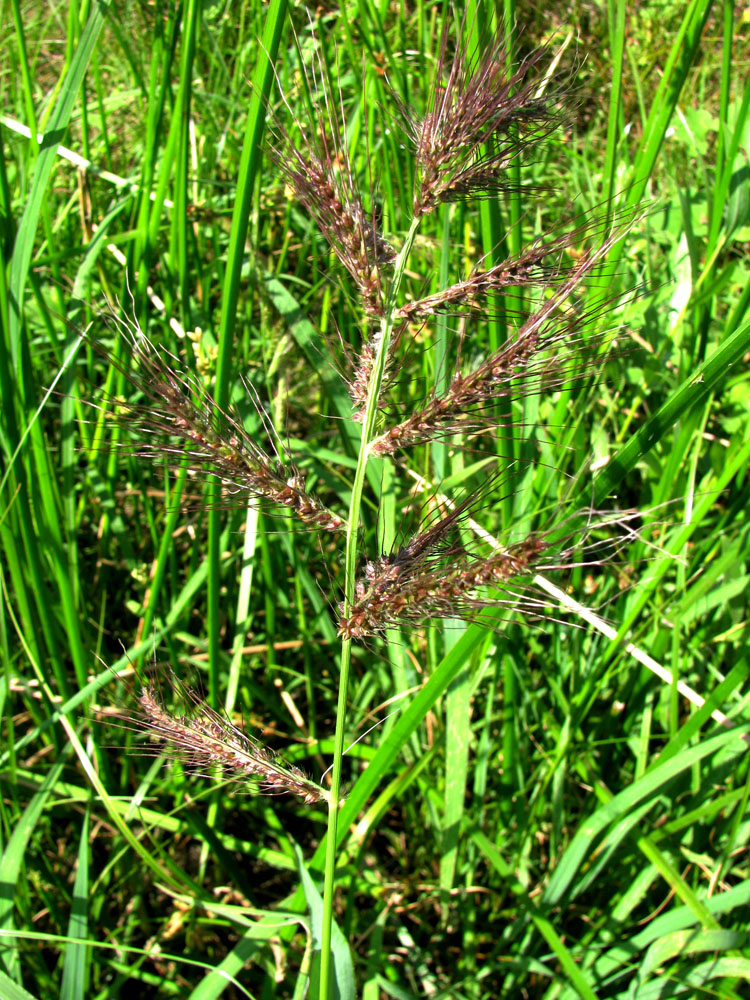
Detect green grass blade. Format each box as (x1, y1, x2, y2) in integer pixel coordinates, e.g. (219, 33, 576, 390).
(7, 0, 110, 375)
(0, 759, 68, 981)
(0, 970, 40, 1000)
(593, 315, 750, 505)
(59, 809, 90, 1000)
(207, 0, 288, 705)
(626, 0, 712, 208)
(543, 726, 749, 906)
(473, 830, 599, 1000)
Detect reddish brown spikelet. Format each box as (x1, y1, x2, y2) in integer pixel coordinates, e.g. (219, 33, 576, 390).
(103, 337, 345, 532)
(269, 38, 394, 317)
(394, 227, 589, 322)
(338, 500, 644, 638)
(348, 331, 402, 420)
(338, 531, 548, 639)
(407, 22, 562, 216)
(371, 235, 624, 455)
(348, 340, 375, 419)
(137, 684, 327, 805)
(370, 319, 570, 455)
(272, 141, 394, 317)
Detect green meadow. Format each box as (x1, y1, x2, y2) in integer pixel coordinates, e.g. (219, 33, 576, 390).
(1, 1, 749, 997)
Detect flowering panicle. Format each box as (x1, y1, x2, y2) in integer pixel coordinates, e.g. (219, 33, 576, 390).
(269, 42, 394, 317)
(271, 140, 394, 317)
(101, 336, 345, 532)
(134, 681, 327, 805)
(393, 224, 601, 323)
(406, 23, 564, 216)
(370, 230, 627, 455)
(338, 499, 639, 639)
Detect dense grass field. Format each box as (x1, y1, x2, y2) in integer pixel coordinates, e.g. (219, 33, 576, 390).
(1, 1, 750, 997)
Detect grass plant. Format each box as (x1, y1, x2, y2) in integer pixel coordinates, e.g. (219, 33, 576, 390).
(1, 2, 750, 999)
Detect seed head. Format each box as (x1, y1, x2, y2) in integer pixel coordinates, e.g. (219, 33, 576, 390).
(338, 517, 548, 638)
(96, 334, 345, 531)
(338, 493, 638, 638)
(134, 680, 328, 806)
(269, 38, 394, 316)
(371, 227, 630, 455)
(405, 20, 565, 216)
(394, 223, 601, 323)
(271, 141, 394, 317)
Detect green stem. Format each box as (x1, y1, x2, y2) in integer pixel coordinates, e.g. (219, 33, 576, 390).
(318, 216, 421, 999)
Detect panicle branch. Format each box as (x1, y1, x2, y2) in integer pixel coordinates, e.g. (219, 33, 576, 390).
(371, 230, 628, 455)
(406, 21, 565, 216)
(269, 38, 395, 317)
(393, 224, 600, 322)
(338, 497, 640, 639)
(100, 335, 345, 532)
(135, 681, 328, 805)
(270, 140, 395, 317)
(337, 485, 545, 638)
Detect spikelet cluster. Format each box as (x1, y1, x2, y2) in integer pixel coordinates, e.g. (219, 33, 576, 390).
(270, 138, 395, 318)
(269, 35, 394, 318)
(135, 681, 327, 806)
(338, 494, 640, 639)
(337, 496, 638, 639)
(97, 333, 345, 532)
(406, 23, 562, 216)
(393, 222, 610, 323)
(371, 235, 625, 455)
(339, 532, 549, 639)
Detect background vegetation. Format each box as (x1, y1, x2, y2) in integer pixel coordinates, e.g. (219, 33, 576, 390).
(1, 0, 749, 997)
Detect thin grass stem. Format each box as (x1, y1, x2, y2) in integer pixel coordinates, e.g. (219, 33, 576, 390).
(320, 215, 421, 999)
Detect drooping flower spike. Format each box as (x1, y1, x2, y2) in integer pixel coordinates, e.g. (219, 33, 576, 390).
(268, 30, 395, 318)
(338, 487, 642, 639)
(404, 17, 566, 216)
(95, 332, 345, 532)
(131, 677, 328, 805)
(371, 224, 633, 455)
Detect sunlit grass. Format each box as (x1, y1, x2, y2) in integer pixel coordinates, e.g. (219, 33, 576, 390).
(1, 2, 749, 999)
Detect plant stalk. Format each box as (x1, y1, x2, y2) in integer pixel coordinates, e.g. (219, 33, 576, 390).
(318, 216, 421, 999)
